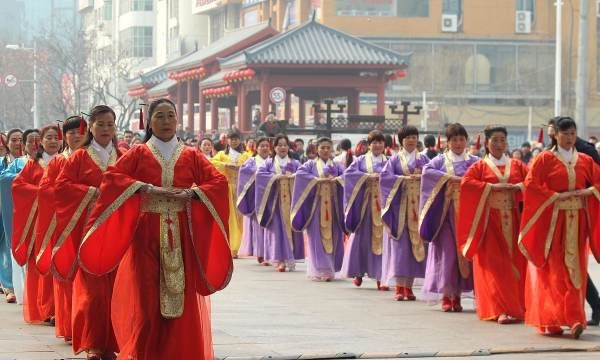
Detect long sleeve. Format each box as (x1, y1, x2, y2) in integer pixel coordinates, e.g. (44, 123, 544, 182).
(11, 160, 42, 266)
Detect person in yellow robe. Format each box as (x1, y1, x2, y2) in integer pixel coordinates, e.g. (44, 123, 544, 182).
(211, 130, 251, 257)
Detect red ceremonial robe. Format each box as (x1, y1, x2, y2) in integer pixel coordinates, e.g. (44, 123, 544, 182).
(519, 150, 600, 329)
(53, 146, 120, 355)
(35, 152, 72, 340)
(79, 141, 232, 360)
(12, 157, 54, 323)
(458, 157, 528, 321)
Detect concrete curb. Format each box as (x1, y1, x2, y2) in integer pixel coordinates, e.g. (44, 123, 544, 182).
(217, 345, 600, 360)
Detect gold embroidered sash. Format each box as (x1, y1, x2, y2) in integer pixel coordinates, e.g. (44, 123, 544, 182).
(316, 159, 334, 254)
(444, 152, 470, 279)
(398, 151, 425, 262)
(548, 149, 584, 289)
(484, 157, 516, 258)
(275, 157, 294, 250)
(366, 154, 383, 256)
(145, 141, 187, 318)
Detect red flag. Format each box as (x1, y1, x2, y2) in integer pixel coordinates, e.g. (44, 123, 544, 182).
(475, 133, 481, 150)
(56, 121, 63, 141)
(79, 116, 86, 135)
(436, 135, 441, 150)
(139, 106, 145, 130)
(537, 127, 544, 145)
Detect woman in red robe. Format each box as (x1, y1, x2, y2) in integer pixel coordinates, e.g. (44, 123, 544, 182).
(79, 98, 232, 360)
(12, 126, 59, 324)
(519, 117, 600, 339)
(36, 116, 88, 342)
(457, 126, 528, 324)
(52, 106, 121, 360)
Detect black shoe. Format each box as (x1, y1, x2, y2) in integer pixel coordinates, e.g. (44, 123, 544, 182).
(587, 312, 600, 326)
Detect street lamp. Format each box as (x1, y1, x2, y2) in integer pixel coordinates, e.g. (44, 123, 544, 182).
(5, 42, 38, 128)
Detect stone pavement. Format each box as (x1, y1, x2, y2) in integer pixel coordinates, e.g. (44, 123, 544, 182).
(0, 258, 599, 360)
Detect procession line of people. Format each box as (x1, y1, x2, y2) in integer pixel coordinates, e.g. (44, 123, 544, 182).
(223, 121, 599, 339)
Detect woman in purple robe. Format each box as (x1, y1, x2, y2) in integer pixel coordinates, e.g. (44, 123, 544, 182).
(380, 125, 430, 301)
(237, 137, 271, 264)
(340, 130, 388, 289)
(255, 134, 304, 272)
(419, 123, 479, 312)
(291, 137, 345, 281)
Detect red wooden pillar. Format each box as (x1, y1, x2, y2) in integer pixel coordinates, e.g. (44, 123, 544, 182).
(238, 84, 249, 132)
(176, 82, 184, 126)
(199, 90, 206, 133)
(299, 98, 306, 128)
(260, 75, 270, 120)
(376, 76, 386, 116)
(284, 92, 291, 121)
(211, 97, 219, 130)
(187, 80, 194, 132)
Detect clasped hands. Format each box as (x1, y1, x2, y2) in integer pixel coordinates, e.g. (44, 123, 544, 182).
(557, 188, 594, 200)
(142, 184, 196, 199)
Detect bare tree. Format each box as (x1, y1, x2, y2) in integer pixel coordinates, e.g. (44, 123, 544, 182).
(87, 33, 141, 131)
(35, 19, 92, 120)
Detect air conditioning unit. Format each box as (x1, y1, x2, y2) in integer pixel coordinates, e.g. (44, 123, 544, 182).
(516, 10, 532, 34)
(441, 14, 458, 33)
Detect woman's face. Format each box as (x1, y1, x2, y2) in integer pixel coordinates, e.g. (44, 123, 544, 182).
(402, 134, 418, 153)
(556, 126, 577, 150)
(91, 112, 117, 147)
(317, 141, 333, 160)
(200, 139, 213, 156)
(41, 128, 60, 155)
(448, 135, 467, 155)
(149, 103, 177, 142)
(275, 138, 289, 158)
(65, 126, 87, 151)
(257, 140, 271, 158)
(25, 132, 41, 157)
(487, 131, 507, 159)
(511, 150, 522, 160)
(7, 131, 23, 157)
(369, 140, 385, 156)
(228, 137, 241, 149)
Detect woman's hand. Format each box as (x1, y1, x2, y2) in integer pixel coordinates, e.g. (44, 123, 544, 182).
(492, 183, 518, 191)
(449, 175, 462, 183)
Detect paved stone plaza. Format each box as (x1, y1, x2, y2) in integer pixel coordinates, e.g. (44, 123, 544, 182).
(1, 258, 599, 360)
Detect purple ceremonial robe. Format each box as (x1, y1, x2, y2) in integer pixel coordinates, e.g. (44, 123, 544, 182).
(236, 156, 267, 258)
(340, 154, 387, 281)
(380, 152, 430, 286)
(255, 157, 304, 266)
(419, 152, 479, 298)
(291, 158, 345, 280)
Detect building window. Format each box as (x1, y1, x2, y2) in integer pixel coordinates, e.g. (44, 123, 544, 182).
(336, 0, 428, 17)
(168, 25, 179, 55)
(442, 0, 462, 15)
(397, 0, 429, 17)
(120, 26, 153, 57)
(104, 0, 113, 21)
(516, 0, 535, 20)
(169, 0, 179, 18)
(119, 0, 153, 15)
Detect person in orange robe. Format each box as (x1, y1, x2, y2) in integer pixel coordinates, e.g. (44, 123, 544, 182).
(36, 116, 88, 342)
(457, 126, 528, 324)
(12, 126, 60, 324)
(51, 106, 121, 360)
(78, 98, 232, 360)
(519, 117, 600, 339)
